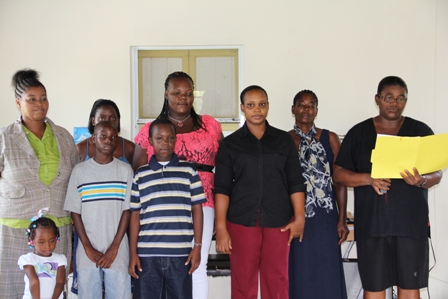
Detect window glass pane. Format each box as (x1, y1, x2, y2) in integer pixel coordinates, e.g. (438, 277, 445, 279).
(140, 57, 182, 118)
(134, 47, 241, 130)
(194, 56, 237, 119)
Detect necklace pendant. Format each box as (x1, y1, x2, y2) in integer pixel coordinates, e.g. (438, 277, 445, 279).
(168, 113, 190, 127)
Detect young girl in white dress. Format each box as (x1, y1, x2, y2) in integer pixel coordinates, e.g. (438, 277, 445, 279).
(18, 211, 67, 299)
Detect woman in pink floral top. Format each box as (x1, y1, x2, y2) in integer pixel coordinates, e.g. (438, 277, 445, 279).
(132, 71, 223, 299)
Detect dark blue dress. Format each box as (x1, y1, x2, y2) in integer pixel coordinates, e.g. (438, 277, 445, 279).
(289, 129, 347, 299)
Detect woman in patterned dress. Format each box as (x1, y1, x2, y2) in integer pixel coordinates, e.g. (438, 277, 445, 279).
(288, 90, 349, 299)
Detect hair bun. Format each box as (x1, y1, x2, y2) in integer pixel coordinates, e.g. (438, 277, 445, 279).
(11, 69, 45, 98)
(11, 69, 40, 87)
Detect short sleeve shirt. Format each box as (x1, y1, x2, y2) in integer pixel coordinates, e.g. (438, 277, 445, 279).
(335, 117, 433, 241)
(64, 158, 133, 273)
(18, 252, 67, 299)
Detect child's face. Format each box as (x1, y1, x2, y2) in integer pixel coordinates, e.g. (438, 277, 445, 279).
(92, 124, 119, 156)
(33, 227, 57, 257)
(149, 124, 176, 162)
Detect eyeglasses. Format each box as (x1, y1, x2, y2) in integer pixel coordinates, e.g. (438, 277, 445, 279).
(378, 95, 407, 104)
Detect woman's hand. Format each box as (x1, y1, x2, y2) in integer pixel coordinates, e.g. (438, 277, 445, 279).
(337, 219, 349, 245)
(215, 228, 232, 254)
(281, 215, 305, 245)
(400, 167, 425, 186)
(370, 177, 391, 195)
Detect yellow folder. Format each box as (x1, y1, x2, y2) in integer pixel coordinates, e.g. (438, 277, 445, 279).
(370, 133, 448, 178)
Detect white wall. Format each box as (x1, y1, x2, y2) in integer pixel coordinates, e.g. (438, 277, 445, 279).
(1, 0, 447, 297)
(428, 0, 448, 297)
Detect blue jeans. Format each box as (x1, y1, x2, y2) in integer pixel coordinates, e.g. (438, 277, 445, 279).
(77, 267, 131, 299)
(73, 229, 106, 296)
(133, 256, 192, 299)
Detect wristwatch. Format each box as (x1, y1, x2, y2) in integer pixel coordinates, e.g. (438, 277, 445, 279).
(417, 175, 427, 188)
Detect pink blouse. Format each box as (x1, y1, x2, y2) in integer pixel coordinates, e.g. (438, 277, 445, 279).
(134, 115, 222, 208)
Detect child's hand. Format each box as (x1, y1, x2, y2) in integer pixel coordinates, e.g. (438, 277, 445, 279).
(23, 265, 40, 298)
(85, 246, 104, 266)
(186, 246, 201, 274)
(129, 254, 142, 279)
(51, 266, 66, 299)
(97, 245, 119, 268)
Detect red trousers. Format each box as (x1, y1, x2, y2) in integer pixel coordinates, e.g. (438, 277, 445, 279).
(227, 220, 290, 299)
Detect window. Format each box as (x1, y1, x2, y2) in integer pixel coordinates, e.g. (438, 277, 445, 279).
(131, 46, 244, 137)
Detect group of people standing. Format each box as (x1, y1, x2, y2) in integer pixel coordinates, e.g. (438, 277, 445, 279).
(0, 68, 441, 299)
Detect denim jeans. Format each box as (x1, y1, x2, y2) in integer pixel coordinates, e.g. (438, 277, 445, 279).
(77, 267, 131, 299)
(133, 256, 192, 299)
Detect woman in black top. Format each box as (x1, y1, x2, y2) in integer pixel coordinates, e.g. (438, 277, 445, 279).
(334, 76, 442, 299)
(214, 85, 306, 299)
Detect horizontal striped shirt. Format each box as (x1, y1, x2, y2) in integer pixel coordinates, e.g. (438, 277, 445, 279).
(131, 154, 206, 257)
(78, 181, 127, 203)
(64, 158, 133, 273)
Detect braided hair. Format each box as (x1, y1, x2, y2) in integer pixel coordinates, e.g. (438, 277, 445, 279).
(26, 217, 60, 246)
(293, 89, 318, 106)
(156, 71, 204, 130)
(12, 69, 46, 99)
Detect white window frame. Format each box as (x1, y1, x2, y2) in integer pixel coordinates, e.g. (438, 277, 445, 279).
(130, 45, 244, 138)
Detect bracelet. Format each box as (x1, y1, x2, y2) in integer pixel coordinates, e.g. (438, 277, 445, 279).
(194, 243, 202, 247)
(417, 176, 427, 188)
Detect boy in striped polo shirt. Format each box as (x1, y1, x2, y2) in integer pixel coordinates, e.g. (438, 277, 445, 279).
(64, 121, 133, 299)
(129, 119, 205, 299)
